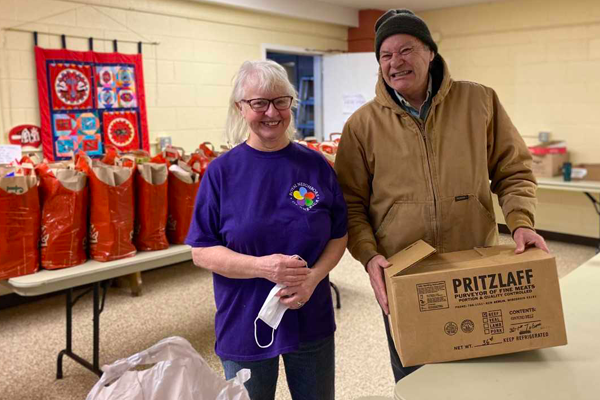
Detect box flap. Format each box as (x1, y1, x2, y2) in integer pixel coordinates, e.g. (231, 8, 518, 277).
(385, 240, 436, 278)
(528, 140, 567, 155)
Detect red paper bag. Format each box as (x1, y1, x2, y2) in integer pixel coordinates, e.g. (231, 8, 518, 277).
(0, 169, 40, 279)
(166, 162, 200, 244)
(79, 156, 136, 262)
(187, 142, 216, 178)
(134, 163, 169, 250)
(37, 163, 88, 269)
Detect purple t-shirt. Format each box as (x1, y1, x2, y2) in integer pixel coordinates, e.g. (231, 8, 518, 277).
(185, 142, 347, 361)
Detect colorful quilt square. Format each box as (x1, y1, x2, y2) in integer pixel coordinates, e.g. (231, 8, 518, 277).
(96, 66, 117, 109)
(116, 67, 135, 88)
(55, 134, 102, 158)
(79, 112, 100, 135)
(96, 66, 137, 109)
(103, 111, 140, 152)
(49, 63, 94, 110)
(97, 66, 116, 87)
(97, 87, 118, 109)
(55, 137, 75, 157)
(117, 88, 137, 108)
(53, 112, 100, 137)
(53, 114, 75, 135)
(74, 134, 103, 157)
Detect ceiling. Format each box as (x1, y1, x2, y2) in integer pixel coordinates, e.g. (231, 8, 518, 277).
(195, 0, 508, 27)
(318, 0, 506, 12)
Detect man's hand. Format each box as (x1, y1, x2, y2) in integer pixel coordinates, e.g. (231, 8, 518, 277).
(366, 254, 392, 314)
(513, 227, 549, 254)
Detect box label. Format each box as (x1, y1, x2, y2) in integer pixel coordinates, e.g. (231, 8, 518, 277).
(417, 281, 449, 312)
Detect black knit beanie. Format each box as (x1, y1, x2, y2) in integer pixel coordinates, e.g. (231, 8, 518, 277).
(374, 9, 438, 62)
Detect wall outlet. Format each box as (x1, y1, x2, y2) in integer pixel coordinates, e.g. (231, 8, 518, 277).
(158, 136, 172, 151)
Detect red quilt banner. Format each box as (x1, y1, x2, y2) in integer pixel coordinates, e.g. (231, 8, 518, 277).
(35, 47, 149, 161)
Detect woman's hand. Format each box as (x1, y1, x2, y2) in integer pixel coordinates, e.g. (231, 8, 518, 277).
(274, 235, 348, 310)
(276, 270, 319, 310)
(259, 254, 309, 286)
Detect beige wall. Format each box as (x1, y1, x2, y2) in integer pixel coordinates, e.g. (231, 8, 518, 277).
(420, 0, 600, 239)
(0, 0, 347, 152)
(1, 0, 597, 239)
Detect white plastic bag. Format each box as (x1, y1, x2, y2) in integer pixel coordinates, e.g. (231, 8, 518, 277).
(86, 336, 250, 400)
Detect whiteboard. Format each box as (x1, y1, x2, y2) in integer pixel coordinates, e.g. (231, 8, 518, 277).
(322, 52, 380, 138)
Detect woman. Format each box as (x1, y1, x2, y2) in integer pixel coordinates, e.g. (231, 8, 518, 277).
(185, 60, 348, 400)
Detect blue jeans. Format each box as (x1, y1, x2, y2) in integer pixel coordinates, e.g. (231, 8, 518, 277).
(221, 335, 335, 400)
(382, 311, 422, 382)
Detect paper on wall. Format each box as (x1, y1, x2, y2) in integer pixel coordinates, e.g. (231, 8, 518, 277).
(342, 93, 366, 122)
(0, 145, 22, 164)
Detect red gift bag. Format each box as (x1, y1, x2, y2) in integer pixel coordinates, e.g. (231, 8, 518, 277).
(134, 163, 169, 251)
(37, 162, 88, 269)
(166, 161, 200, 244)
(78, 154, 136, 262)
(0, 165, 40, 279)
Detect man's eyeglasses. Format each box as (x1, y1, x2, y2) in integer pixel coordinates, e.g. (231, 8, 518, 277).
(241, 96, 293, 112)
(380, 45, 421, 61)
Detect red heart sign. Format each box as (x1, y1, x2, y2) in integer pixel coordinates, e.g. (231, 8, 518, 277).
(8, 125, 42, 148)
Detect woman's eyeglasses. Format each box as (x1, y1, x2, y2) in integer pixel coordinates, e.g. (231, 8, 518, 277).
(241, 96, 293, 112)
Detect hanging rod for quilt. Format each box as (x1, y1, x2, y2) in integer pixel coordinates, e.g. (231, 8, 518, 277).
(3, 27, 160, 46)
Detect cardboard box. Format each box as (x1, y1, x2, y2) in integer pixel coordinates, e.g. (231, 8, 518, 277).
(531, 152, 569, 177)
(572, 163, 600, 182)
(528, 141, 568, 177)
(385, 241, 567, 367)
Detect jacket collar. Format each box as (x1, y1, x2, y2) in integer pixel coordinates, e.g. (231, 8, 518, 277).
(375, 53, 452, 115)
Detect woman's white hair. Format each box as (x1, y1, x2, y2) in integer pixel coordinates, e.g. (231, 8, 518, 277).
(225, 60, 298, 146)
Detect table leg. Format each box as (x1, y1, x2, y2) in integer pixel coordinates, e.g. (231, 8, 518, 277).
(56, 288, 73, 379)
(583, 192, 600, 254)
(56, 282, 104, 379)
(93, 282, 100, 372)
(330, 281, 341, 309)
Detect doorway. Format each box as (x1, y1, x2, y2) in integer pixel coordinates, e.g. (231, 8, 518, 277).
(264, 48, 323, 140)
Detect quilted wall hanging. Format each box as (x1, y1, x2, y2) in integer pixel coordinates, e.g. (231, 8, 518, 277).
(35, 46, 149, 161)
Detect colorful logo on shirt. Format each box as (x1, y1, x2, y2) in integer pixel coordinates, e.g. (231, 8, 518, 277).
(289, 182, 320, 211)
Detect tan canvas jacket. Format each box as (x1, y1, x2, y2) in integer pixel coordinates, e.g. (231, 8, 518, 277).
(334, 55, 537, 266)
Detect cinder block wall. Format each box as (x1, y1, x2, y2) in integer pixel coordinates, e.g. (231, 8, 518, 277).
(420, 0, 600, 238)
(0, 0, 347, 152)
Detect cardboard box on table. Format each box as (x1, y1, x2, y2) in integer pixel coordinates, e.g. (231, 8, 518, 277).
(528, 142, 568, 178)
(384, 240, 567, 367)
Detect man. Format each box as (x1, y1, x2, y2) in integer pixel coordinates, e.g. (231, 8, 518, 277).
(334, 9, 549, 382)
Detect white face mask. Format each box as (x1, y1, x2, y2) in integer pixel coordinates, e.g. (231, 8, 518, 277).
(254, 255, 306, 349)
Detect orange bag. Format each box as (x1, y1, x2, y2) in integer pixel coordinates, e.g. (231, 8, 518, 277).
(78, 154, 136, 262)
(134, 162, 169, 251)
(187, 142, 216, 178)
(166, 161, 200, 244)
(0, 164, 40, 279)
(37, 162, 88, 269)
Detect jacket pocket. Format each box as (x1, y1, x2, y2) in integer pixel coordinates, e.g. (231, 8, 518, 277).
(375, 201, 434, 258)
(440, 194, 498, 253)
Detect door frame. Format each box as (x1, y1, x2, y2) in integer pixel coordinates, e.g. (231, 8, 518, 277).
(261, 44, 324, 141)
